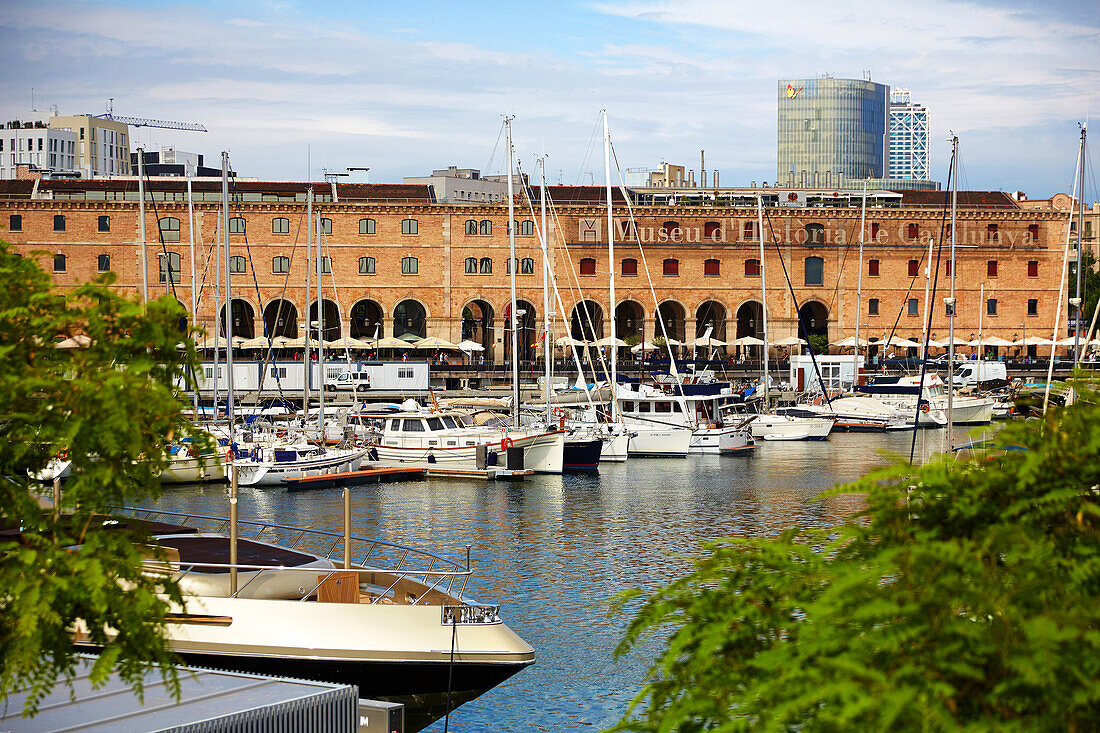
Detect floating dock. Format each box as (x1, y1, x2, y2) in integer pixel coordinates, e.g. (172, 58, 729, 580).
(283, 465, 534, 490)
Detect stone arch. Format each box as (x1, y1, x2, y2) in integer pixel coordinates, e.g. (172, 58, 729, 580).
(393, 299, 427, 340)
(694, 300, 728, 341)
(570, 300, 604, 341)
(735, 301, 763, 338)
(614, 300, 645, 342)
(263, 299, 298, 338)
(219, 298, 255, 339)
(308, 299, 342, 341)
(504, 300, 537, 363)
(798, 300, 829, 342)
(655, 300, 686, 343)
(462, 298, 495, 353)
(349, 298, 385, 339)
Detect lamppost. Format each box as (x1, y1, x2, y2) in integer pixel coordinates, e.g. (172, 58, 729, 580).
(1021, 322, 1027, 363)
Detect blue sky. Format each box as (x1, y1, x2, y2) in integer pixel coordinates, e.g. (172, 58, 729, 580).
(2, 0, 1097, 196)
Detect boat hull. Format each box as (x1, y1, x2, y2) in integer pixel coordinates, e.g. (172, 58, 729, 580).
(372, 431, 564, 473)
(749, 416, 834, 440)
(626, 426, 692, 457)
(563, 438, 602, 472)
(234, 449, 369, 486)
(160, 454, 227, 484)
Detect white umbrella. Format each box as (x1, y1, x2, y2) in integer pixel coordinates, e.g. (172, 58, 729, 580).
(887, 336, 921, 348)
(830, 336, 870, 348)
(1054, 336, 1092, 347)
(925, 339, 946, 349)
(1014, 336, 1054, 347)
(689, 335, 728, 347)
(240, 336, 270, 349)
(413, 336, 460, 350)
(457, 339, 485, 353)
(732, 336, 766, 347)
(936, 335, 972, 347)
(556, 335, 592, 347)
(324, 336, 372, 349)
(594, 335, 628, 347)
(197, 334, 246, 349)
(773, 336, 806, 347)
(55, 334, 92, 349)
(969, 335, 1013, 347)
(376, 336, 414, 349)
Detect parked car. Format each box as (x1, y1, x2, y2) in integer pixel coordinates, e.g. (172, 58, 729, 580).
(326, 371, 372, 393)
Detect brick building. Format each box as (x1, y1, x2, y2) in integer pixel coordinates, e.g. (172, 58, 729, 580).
(0, 179, 1073, 362)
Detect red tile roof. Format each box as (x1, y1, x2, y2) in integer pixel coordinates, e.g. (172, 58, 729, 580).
(896, 190, 1019, 208)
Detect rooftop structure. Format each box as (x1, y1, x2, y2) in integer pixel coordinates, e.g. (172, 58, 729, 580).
(888, 89, 931, 181)
(47, 113, 131, 177)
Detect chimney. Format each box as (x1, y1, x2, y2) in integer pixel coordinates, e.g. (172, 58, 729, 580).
(713, 170, 719, 187)
(688, 170, 695, 187)
(700, 149, 705, 191)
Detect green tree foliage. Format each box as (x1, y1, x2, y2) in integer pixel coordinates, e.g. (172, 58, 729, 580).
(1069, 247, 1100, 336)
(611, 381, 1100, 731)
(0, 241, 199, 715)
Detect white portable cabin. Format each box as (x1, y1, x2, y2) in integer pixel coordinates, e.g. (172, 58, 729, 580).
(789, 355, 865, 393)
(194, 361, 430, 393)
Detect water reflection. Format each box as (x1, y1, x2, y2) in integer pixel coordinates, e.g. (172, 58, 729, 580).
(143, 426, 980, 731)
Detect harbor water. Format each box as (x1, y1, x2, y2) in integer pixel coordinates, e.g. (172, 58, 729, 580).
(145, 425, 981, 731)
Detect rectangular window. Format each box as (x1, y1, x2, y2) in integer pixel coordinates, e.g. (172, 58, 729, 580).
(359, 218, 375, 235)
(228, 217, 245, 234)
(401, 219, 418, 235)
(159, 217, 181, 243)
(579, 258, 596, 275)
(53, 253, 66, 272)
(987, 299, 998, 315)
(229, 255, 246, 273)
(868, 298, 879, 315)
(321, 256, 331, 274)
(272, 256, 290, 274)
(159, 252, 181, 283)
(804, 257, 823, 287)
(908, 259, 919, 277)
(272, 217, 290, 234)
(703, 259, 720, 276)
(868, 259, 879, 276)
(53, 214, 66, 232)
(655, 401, 672, 413)
(9, 214, 21, 231)
(359, 256, 375, 274)
(1027, 299, 1038, 316)
(987, 224, 998, 242)
(401, 256, 418, 274)
(908, 298, 919, 316)
(987, 260, 998, 277)
(320, 218, 332, 235)
(945, 261, 952, 276)
(663, 259, 679, 276)
(907, 222, 918, 239)
(744, 258, 760, 276)
(1027, 260, 1038, 277)
(97, 254, 110, 272)
(97, 215, 110, 232)
(1027, 224, 1039, 242)
(622, 258, 638, 276)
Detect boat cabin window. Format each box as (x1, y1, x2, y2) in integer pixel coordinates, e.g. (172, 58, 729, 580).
(388, 419, 401, 431)
(402, 419, 426, 432)
(427, 417, 445, 431)
(655, 402, 672, 413)
(622, 401, 634, 412)
(638, 402, 651, 413)
(441, 416, 459, 429)
(672, 402, 683, 413)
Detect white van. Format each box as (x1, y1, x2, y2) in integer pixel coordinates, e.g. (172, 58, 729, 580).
(952, 362, 1007, 388)
(327, 371, 372, 393)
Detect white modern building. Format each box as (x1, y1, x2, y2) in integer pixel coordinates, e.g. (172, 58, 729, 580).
(403, 166, 509, 204)
(888, 89, 930, 181)
(0, 122, 79, 179)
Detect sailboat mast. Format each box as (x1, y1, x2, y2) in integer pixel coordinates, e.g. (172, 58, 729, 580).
(138, 147, 148, 304)
(976, 283, 984, 377)
(505, 117, 519, 427)
(920, 236, 934, 361)
(603, 110, 617, 420)
(221, 152, 235, 443)
(317, 210, 326, 434)
(212, 214, 221, 410)
(304, 187, 312, 419)
(540, 158, 552, 427)
(1074, 125, 1087, 365)
(947, 135, 959, 437)
(187, 174, 198, 416)
(853, 180, 867, 390)
(757, 196, 769, 412)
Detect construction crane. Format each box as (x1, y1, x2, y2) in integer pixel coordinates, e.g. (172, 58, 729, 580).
(95, 98, 206, 132)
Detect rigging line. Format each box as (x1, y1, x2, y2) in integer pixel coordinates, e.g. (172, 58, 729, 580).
(228, 164, 289, 403)
(908, 151, 956, 464)
(759, 205, 832, 408)
(319, 227, 357, 370)
(575, 113, 603, 186)
(484, 119, 506, 178)
(880, 219, 947, 355)
(141, 169, 181, 303)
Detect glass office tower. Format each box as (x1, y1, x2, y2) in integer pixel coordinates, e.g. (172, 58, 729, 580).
(888, 88, 931, 180)
(777, 77, 889, 187)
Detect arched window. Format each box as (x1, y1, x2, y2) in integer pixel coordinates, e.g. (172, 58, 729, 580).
(53, 253, 66, 271)
(358, 256, 375, 275)
(521, 220, 534, 236)
(97, 254, 110, 272)
(579, 257, 597, 275)
(401, 218, 418, 235)
(159, 252, 181, 283)
(907, 222, 919, 239)
(479, 220, 492, 235)
(704, 258, 720, 276)
(744, 258, 760, 276)
(521, 257, 535, 274)
(53, 214, 65, 232)
(506, 258, 518, 274)
(159, 216, 180, 242)
(804, 256, 824, 286)
(359, 218, 376, 235)
(661, 221, 680, 237)
(663, 258, 679, 276)
(743, 221, 758, 241)
(394, 300, 426, 339)
(319, 218, 332, 235)
(622, 258, 638, 276)
(703, 221, 722, 239)
(401, 256, 418, 274)
(805, 223, 825, 246)
(479, 257, 493, 274)
(272, 255, 290, 273)
(272, 217, 290, 234)
(229, 255, 246, 273)
(228, 217, 245, 234)
(464, 219, 477, 235)
(465, 257, 477, 274)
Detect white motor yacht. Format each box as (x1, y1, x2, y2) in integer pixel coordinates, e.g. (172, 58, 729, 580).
(858, 374, 992, 426)
(231, 441, 370, 487)
(722, 403, 835, 440)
